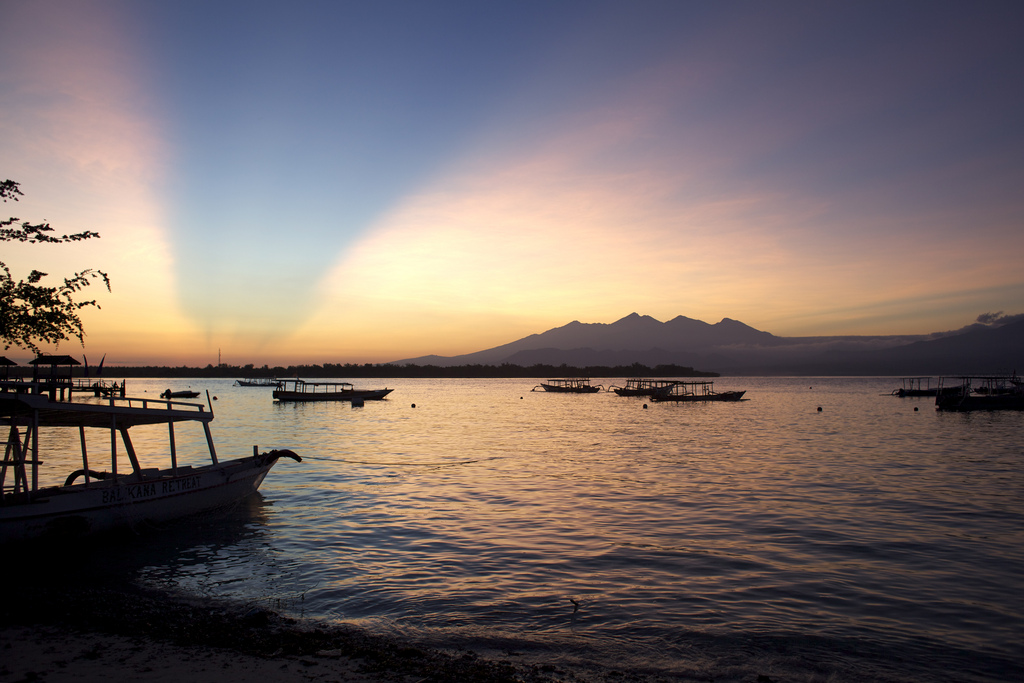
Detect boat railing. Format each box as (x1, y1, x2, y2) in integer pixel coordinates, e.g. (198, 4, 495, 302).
(102, 394, 209, 413)
(667, 380, 715, 396)
(2, 392, 217, 501)
(937, 375, 1019, 393)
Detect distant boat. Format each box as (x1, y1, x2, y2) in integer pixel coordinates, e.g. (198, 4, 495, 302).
(610, 378, 680, 397)
(0, 391, 300, 544)
(891, 377, 938, 397)
(532, 378, 603, 393)
(648, 380, 745, 402)
(272, 379, 393, 402)
(234, 378, 281, 387)
(935, 375, 1023, 411)
(70, 378, 125, 398)
(161, 389, 200, 399)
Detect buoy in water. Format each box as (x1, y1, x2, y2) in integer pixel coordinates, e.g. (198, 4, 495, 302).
(642, 403, 648, 409)
(411, 403, 416, 408)
(817, 406, 822, 412)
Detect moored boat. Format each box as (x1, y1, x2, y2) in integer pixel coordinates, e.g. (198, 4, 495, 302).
(532, 378, 603, 393)
(935, 375, 1024, 411)
(70, 378, 125, 398)
(891, 377, 938, 397)
(161, 389, 200, 399)
(1, 391, 300, 544)
(272, 379, 393, 402)
(610, 378, 680, 396)
(234, 378, 282, 387)
(648, 380, 745, 402)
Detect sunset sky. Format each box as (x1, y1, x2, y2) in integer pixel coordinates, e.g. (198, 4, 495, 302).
(2, 1, 1023, 366)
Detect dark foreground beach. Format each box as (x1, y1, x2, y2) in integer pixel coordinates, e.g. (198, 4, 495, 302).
(0, 575, 820, 683)
(1, 582, 609, 683)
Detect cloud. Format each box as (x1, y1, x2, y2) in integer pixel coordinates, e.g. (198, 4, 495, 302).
(976, 312, 1024, 327)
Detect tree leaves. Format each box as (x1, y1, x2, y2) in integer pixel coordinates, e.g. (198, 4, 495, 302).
(0, 179, 110, 354)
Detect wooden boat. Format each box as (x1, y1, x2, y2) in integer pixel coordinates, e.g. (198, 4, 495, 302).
(161, 389, 200, 399)
(234, 378, 281, 387)
(70, 378, 125, 398)
(648, 380, 745, 402)
(272, 379, 393, 402)
(610, 379, 680, 396)
(0, 391, 300, 544)
(891, 377, 938, 397)
(532, 378, 603, 393)
(935, 375, 1024, 411)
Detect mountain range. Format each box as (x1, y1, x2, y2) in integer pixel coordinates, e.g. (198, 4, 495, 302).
(392, 313, 1023, 376)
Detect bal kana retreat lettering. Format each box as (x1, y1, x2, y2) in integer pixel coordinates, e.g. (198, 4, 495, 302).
(99, 476, 202, 504)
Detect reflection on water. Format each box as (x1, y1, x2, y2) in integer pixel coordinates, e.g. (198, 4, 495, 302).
(42, 378, 1024, 681)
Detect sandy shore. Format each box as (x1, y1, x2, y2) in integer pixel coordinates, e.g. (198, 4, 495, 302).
(2, 623, 387, 683)
(0, 579, 592, 683)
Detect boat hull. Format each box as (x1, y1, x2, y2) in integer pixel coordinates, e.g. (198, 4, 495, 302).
(936, 393, 1024, 411)
(650, 390, 746, 402)
(0, 454, 283, 544)
(539, 384, 601, 393)
(895, 388, 938, 397)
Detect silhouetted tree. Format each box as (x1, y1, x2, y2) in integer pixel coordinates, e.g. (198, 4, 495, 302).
(1, 179, 110, 354)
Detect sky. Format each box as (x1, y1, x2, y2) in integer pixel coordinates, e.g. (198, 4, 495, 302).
(2, 0, 1023, 366)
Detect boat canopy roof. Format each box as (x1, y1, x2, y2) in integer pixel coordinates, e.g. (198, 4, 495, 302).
(277, 379, 355, 389)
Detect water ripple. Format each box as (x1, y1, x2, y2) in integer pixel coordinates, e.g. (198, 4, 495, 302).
(52, 377, 1024, 681)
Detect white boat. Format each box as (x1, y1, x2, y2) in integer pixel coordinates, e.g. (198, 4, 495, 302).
(0, 391, 300, 544)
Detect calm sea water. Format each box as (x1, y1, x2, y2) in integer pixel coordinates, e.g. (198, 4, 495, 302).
(38, 377, 1024, 681)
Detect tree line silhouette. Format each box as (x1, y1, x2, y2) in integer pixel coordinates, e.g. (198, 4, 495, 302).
(68, 362, 718, 379)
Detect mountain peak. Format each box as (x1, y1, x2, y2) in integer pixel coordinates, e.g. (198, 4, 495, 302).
(614, 312, 662, 324)
(613, 312, 662, 325)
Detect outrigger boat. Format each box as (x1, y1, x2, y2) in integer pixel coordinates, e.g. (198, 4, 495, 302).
(935, 375, 1024, 411)
(610, 378, 680, 396)
(532, 378, 603, 393)
(648, 380, 745, 402)
(891, 377, 938, 397)
(272, 379, 393, 402)
(1, 390, 299, 544)
(234, 378, 282, 387)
